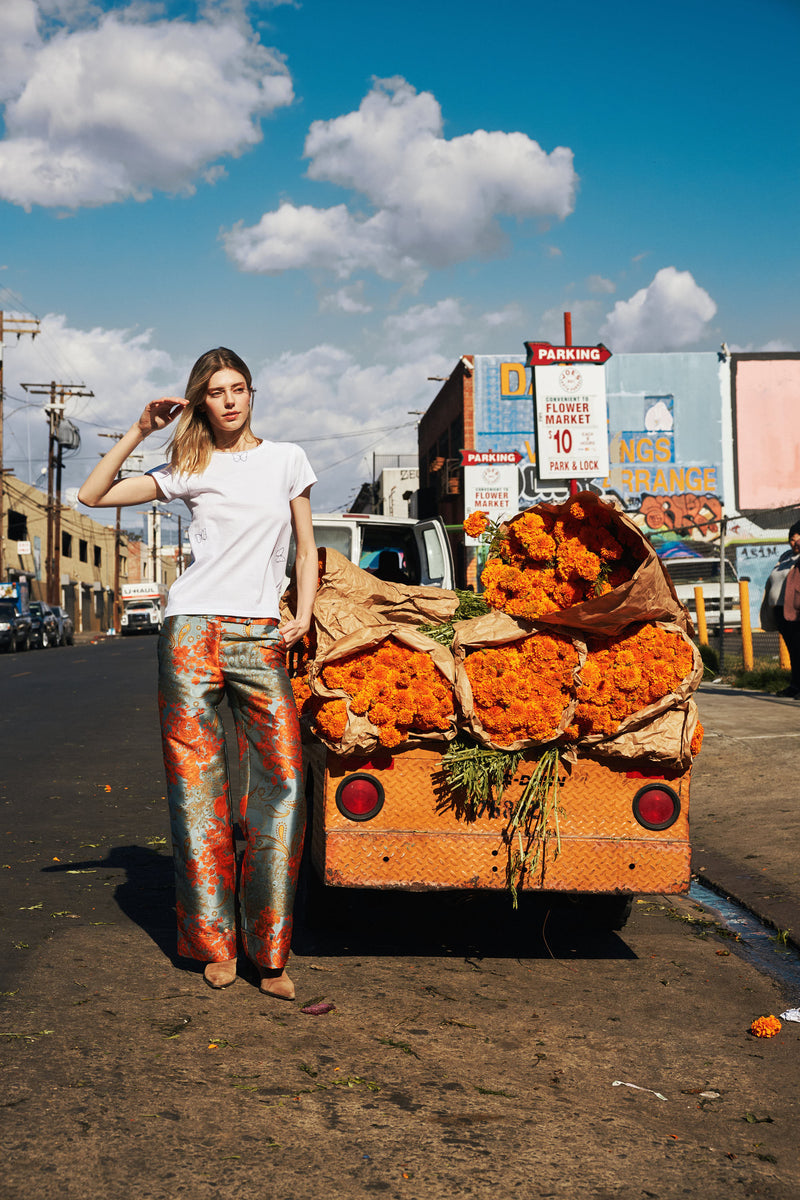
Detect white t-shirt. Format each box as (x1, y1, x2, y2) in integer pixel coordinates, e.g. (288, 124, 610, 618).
(148, 440, 316, 620)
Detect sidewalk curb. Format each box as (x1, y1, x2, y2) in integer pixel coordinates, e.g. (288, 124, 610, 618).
(692, 852, 800, 956)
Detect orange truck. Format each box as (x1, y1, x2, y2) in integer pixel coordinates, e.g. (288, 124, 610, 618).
(301, 738, 690, 931)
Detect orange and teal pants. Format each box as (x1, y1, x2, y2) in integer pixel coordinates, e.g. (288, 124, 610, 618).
(157, 614, 304, 969)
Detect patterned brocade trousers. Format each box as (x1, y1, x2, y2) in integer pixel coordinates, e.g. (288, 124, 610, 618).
(157, 615, 305, 969)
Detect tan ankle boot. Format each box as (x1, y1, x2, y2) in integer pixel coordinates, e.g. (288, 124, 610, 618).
(259, 968, 295, 1001)
(204, 958, 237, 989)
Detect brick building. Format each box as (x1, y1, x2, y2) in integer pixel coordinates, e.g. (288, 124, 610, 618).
(1, 475, 177, 633)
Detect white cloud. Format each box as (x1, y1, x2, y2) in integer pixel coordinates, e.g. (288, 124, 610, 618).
(224, 77, 577, 284)
(0, 7, 293, 208)
(0, 0, 41, 103)
(600, 267, 717, 352)
(586, 274, 615, 294)
(319, 284, 372, 315)
(728, 338, 796, 352)
(384, 298, 465, 337)
(3, 313, 185, 507)
(252, 342, 448, 507)
(539, 299, 604, 344)
(4, 312, 450, 513)
(482, 304, 524, 327)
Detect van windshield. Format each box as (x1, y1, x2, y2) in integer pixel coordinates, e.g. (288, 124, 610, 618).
(360, 526, 421, 585)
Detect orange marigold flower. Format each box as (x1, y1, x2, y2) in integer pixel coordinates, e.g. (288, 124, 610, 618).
(750, 1015, 781, 1038)
(314, 699, 348, 741)
(465, 634, 578, 746)
(573, 624, 694, 739)
(317, 637, 454, 747)
(463, 510, 491, 538)
(690, 721, 704, 758)
(555, 538, 601, 584)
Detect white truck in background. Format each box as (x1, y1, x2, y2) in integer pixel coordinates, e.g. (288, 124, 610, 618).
(120, 582, 168, 635)
(286, 514, 455, 591)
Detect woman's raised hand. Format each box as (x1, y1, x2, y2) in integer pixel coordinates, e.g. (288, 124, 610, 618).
(138, 397, 188, 437)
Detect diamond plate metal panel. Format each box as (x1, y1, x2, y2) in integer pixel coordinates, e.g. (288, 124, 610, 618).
(307, 742, 690, 895)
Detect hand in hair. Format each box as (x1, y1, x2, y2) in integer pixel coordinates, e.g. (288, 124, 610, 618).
(138, 397, 188, 437)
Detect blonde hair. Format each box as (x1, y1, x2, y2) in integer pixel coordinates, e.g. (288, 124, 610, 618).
(169, 347, 254, 476)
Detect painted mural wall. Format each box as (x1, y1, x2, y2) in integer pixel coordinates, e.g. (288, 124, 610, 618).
(472, 351, 727, 546)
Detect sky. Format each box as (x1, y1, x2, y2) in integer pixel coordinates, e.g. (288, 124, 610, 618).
(0, 0, 797, 532)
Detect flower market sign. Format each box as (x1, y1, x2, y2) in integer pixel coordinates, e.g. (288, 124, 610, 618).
(462, 450, 523, 545)
(525, 342, 612, 482)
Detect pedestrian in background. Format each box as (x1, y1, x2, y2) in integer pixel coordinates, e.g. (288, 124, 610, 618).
(760, 521, 800, 698)
(79, 347, 317, 998)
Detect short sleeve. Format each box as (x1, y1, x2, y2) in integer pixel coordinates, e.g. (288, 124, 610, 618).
(289, 446, 317, 500)
(147, 462, 186, 503)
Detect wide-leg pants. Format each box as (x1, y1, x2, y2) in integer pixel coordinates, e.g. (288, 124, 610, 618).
(157, 615, 305, 969)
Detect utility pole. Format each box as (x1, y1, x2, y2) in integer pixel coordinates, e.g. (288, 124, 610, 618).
(0, 310, 41, 579)
(21, 380, 93, 603)
(98, 433, 143, 633)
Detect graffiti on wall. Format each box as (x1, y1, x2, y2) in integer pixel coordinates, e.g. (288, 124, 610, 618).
(473, 357, 726, 544)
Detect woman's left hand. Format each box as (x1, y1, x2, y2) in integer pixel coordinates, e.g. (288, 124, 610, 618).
(279, 617, 311, 649)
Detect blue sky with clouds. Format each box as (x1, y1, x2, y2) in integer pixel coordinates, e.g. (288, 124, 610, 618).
(0, 0, 796, 519)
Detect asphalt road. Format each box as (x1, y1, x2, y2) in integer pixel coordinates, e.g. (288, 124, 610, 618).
(1, 639, 799, 1200)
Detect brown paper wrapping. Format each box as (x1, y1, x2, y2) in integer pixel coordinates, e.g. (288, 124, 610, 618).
(281, 546, 459, 656)
(574, 623, 703, 768)
(497, 492, 692, 638)
(582, 699, 700, 771)
(451, 610, 583, 752)
(308, 623, 458, 756)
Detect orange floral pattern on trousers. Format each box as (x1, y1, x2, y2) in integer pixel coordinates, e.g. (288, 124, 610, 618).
(158, 615, 305, 970)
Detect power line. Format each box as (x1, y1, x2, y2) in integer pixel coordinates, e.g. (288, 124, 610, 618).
(298, 420, 417, 444)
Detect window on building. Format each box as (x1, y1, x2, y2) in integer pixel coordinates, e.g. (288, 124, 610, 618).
(8, 510, 27, 540)
(94, 545, 102, 568)
(120, 555, 127, 578)
(62, 531, 73, 558)
(79, 539, 88, 563)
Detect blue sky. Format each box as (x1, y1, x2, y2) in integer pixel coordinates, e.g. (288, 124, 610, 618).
(0, 0, 797, 525)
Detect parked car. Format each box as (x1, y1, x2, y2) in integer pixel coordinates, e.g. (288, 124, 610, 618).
(661, 556, 742, 629)
(51, 605, 75, 646)
(0, 602, 31, 653)
(28, 600, 60, 648)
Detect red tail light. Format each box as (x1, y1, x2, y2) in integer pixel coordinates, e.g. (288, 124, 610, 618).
(632, 784, 680, 831)
(335, 773, 385, 822)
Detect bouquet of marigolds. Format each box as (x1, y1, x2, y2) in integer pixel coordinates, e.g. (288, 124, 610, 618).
(467, 492, 689, 637)
(452, 610, 581, 751)
(570, 622, 701, 739)
(565, 620, 704, 768)
(308, 625, 458, 756)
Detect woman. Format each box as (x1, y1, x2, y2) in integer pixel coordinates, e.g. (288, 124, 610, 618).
(761, 521, 800, 698)
(79, 348, 318, 998)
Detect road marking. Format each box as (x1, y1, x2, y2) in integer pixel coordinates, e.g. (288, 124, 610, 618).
(10, 672, 32, 678)
(711, 732, 800, 740)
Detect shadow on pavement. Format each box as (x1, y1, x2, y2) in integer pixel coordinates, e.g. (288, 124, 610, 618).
(39, 847, 638, 968)
(292, 884, 638, 962)
(42, 845, 178, 962)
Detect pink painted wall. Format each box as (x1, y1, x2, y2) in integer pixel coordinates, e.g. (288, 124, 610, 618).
(734, 357, 800, 509)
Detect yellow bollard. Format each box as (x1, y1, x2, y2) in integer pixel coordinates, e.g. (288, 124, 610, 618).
(739, 580, 753, 671)
(693, 585, 708, 645)
(779, 635, 791, 670)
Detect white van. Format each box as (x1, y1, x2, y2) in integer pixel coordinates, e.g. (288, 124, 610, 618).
(661, 556, 741, 629)
(287, 514, 455, 590)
